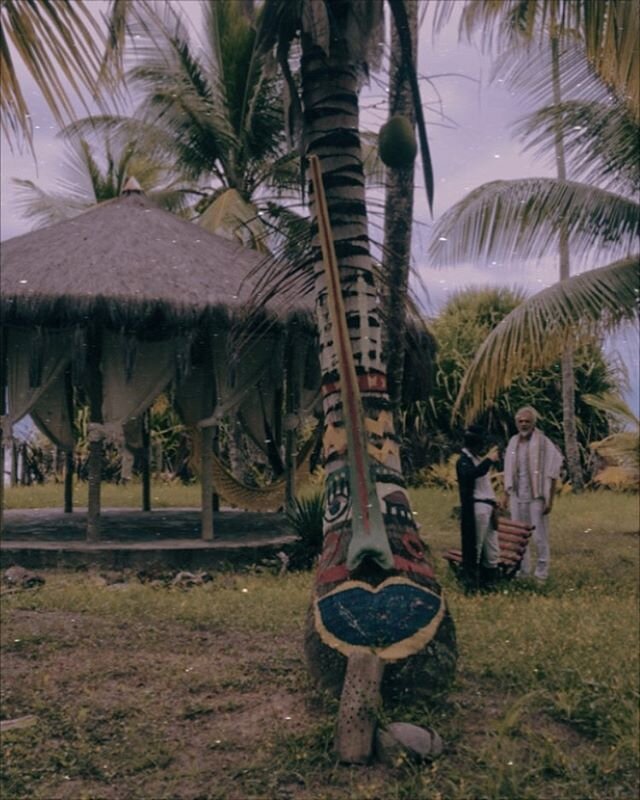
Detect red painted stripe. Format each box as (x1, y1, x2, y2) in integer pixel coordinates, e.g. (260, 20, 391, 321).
(322, 373, 388, 397)
(314, 556, 434, 586)
(393, 556, 435, 579)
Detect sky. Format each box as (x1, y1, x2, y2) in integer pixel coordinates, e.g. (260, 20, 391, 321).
(1, 0, 637, 412)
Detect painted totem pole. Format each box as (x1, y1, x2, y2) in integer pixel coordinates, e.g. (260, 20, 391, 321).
(285, 1, 457, 762)
(304, 156, 457, 761)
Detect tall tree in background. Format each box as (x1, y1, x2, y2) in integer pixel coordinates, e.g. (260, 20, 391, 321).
(57, 1, 302, 252)
(128, 0, 299, 250)
(381, 0, 418, 417)
(430, 0, 639, 477)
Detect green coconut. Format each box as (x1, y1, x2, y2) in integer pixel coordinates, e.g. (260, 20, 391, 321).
(378, 115, 417, 169)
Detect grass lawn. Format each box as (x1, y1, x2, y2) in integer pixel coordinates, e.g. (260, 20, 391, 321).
(1, 486, 638, 799)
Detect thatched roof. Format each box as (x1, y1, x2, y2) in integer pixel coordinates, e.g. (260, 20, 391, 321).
(1, 192, 309, 332)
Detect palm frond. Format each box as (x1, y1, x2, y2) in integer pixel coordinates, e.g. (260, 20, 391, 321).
(489, 36, 613, 112)
(197, 188, 270, 253)
(454, 257, 640, 422)
(1, 0, 109, 148)
(514, 99, 640, 194)
(580, 0, 639, 123)
(582, 393, 640, 428)
(12, 177, 90, 229)
(127, 2, 234, 180)
(12, 126, 195, 229)
(436, 0, 640, 122)
(428, 178, 639, 268)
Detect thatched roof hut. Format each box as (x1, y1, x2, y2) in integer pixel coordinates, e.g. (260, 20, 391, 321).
(1, 190, 308, 331)
(0, 187, 318, 541)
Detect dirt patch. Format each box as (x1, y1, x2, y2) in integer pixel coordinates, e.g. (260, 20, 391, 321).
(1, 606, 333, 799)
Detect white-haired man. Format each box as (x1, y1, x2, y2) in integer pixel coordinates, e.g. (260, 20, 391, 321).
(503, 406, 563, 581)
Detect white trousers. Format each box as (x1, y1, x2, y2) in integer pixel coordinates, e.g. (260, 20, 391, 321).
(510, 497, 550, 579)
(474, 504, 500, 568)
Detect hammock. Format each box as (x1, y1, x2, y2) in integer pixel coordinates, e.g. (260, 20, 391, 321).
(188, 428, 320, 512)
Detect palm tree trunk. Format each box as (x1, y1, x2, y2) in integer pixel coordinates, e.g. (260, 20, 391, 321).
(383, 0, 417, 416)
(551, 31, 584, 491)
(299, 10, 455, 725)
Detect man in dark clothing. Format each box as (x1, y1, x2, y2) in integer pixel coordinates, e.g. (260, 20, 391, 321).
(456, 425, 500, 591)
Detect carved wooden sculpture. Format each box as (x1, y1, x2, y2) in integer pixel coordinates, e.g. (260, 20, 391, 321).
(305, 156, 457, 762)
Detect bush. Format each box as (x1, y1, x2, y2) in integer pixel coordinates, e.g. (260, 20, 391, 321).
(284, 490, 325, 571)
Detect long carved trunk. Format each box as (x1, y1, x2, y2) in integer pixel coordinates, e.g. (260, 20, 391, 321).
(383, 0, 417, 415)
(551, 32, 584, 490)
(300, 11, 456, 716)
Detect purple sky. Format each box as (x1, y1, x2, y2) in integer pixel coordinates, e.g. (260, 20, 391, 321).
(1, 1, 637, 409)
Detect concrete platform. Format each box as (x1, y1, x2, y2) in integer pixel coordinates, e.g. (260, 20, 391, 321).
(0, 508, 296, 570)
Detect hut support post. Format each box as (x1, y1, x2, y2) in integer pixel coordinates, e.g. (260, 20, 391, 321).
(0, 437, 3, 534)
(212, 426, 220, 513)
(0, 330, 7, 534)
(63, 366, 74, 513)
(86, 326, 103, 542)
(201, 425, 214, 540)
(64, 451, 74, 513)
(87, 439, 103, 541)
(285, 427, 296, 510)
(284, 332, 298, 510)
(11, 443, 18, 486)
(142, 410, 151, 512)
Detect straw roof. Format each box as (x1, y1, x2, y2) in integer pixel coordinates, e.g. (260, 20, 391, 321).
(1, 192, 309, 332)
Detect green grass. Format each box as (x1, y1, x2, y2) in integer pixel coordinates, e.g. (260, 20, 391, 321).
(4, 478, 202, 509)
(1, 487, 638, 799)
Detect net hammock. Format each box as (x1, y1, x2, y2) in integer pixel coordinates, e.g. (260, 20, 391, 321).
(191, 428, 320, 512)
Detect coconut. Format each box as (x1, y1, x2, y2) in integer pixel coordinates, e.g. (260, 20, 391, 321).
(378, 115, 417, 169)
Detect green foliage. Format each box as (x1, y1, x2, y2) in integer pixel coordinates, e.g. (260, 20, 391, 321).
(148, 394, 192, 481)
(402, 286, 619, 473)
(584, 393, 640, 489)
(284, 490, 325, 571)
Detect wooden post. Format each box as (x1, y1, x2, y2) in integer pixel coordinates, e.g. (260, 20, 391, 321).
(0, 330, 5, 535)
(284, 328, 298, 510)
(201, 425, 214, 540)
(212, 426, 220, 513)
(10, 442, 18, 486)
(141, 409, 151, 512)
(19, 444, 27, 485)
(0, 436, 4, 533)
(86, 326, 103, 542)
(0, 326, 8, 534)
(63, 365, 74, 513)
(335, 652, 385, 764)
(64, 451, 74, 513)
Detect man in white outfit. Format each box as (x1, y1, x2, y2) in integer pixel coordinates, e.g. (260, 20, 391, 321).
(503, 406, 563, 581)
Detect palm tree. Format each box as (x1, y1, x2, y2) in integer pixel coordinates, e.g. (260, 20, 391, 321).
(122, 0, 300, 251)
(12, 130, 193, 229)
(381, 0, 418, 417)
(429, 1, 639, 483)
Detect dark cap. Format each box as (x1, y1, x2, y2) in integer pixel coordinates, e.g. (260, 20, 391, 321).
(463, 424, 485, 448)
